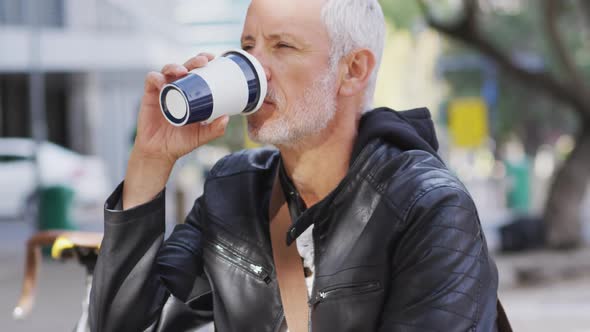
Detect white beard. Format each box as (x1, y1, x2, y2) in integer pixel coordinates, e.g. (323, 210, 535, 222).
(248, 67, 338, 147)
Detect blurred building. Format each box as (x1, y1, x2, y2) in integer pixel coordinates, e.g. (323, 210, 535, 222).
(0, 0, 248, 183)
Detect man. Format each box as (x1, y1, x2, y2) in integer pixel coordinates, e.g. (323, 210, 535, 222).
(90, 0, 501, 331)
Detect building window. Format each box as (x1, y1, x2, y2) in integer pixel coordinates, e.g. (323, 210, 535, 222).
(0, 0, 63, 27)
(38, 0, 64, 27)
(0, 0, 26, 25)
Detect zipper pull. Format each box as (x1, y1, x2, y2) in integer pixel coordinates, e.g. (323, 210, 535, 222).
(250, 263, 272, 284)
(250, 264, 263, 274)
(309, 292, 325, 306)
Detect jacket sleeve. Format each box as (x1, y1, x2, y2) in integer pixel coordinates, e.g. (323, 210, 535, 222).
(378, 186, 499, 332)
(89, 182, 212, 332)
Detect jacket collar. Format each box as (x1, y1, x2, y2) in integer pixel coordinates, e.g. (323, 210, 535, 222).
(277, 140, 382, 245)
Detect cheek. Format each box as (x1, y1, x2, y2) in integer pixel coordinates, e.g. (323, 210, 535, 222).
(272, 69, 308, 100)
(281, 80, 311, 106)
(268, 54, 330, 104)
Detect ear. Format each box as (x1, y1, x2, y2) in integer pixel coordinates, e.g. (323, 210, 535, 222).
(338, 49, 376, 98)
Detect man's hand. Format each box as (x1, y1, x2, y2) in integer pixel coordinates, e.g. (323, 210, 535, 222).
(123, 53, 229, 209)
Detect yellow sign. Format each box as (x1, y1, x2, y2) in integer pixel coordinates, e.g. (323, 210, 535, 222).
(448, 97, 489, 148)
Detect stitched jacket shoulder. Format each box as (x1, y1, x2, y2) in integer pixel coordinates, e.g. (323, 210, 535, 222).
(365, 144, 499, 331)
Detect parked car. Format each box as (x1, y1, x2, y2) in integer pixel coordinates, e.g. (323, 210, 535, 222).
(0, 138, 110, 222)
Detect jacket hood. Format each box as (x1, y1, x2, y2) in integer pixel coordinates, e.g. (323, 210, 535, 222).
(351, 107, 440, 163)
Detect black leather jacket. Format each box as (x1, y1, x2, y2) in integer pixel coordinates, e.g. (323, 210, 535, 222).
(90, 109, 499, 332)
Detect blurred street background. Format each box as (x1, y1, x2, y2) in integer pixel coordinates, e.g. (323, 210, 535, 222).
(1, 0, 590, 331)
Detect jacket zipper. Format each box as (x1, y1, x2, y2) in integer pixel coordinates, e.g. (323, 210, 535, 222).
(206, 239, 272, 284)
(310, 281, 382, 305)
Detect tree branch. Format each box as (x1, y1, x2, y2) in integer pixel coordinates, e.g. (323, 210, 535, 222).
(544, 0, 588, 92)
(418, 0, 590, 119)
(417, 0, 478, 35)
(580, 0, 590, 22)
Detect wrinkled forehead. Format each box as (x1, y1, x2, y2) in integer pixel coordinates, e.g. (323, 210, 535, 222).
(242, 0, 328, 41)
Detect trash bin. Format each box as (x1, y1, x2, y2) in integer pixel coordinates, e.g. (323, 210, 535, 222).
(505, 158, 531, 214)
(38, 185, 76, 231)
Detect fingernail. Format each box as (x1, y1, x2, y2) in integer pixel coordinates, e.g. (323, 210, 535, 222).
(221, 116, 230, 128)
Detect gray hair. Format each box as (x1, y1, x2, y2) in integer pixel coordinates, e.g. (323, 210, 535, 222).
(321, 0, 386, 112)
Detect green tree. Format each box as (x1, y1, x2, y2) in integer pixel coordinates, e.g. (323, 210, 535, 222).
(381, 0, 590, 249)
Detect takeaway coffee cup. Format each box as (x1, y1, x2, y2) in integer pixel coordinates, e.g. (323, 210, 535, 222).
(159, 49, 267, 126)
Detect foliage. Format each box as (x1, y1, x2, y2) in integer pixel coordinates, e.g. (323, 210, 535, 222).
(380, 0, 589, 153)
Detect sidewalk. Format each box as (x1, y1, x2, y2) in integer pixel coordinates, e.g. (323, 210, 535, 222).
(0, 223, 86, 332)
(499, 276, 590, 332)
(496, 248, 590, 332)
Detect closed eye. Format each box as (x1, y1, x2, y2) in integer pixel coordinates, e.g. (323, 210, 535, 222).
(276, 42, 294, 49)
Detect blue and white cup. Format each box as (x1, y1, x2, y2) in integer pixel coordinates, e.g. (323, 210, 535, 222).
(159, 49, 267, 126)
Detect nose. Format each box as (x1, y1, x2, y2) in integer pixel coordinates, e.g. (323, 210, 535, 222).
(249, 48, 271, 82)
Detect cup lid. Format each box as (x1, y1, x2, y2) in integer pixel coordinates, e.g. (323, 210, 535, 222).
(164, 88, 188, 120)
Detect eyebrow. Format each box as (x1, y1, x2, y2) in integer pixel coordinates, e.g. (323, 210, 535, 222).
(241, 33, 299, 44)
(241, 35, 255, 44)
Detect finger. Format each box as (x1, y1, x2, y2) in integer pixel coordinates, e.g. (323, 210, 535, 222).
(161, 63, 188, 78)
(144, 71, 166, 93)
(197, 52, 215, 61)
(197, 115, 229, 144)
(183, 55, 211, 72)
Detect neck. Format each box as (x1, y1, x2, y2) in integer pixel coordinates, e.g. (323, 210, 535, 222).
(278, 105, 361, 207)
